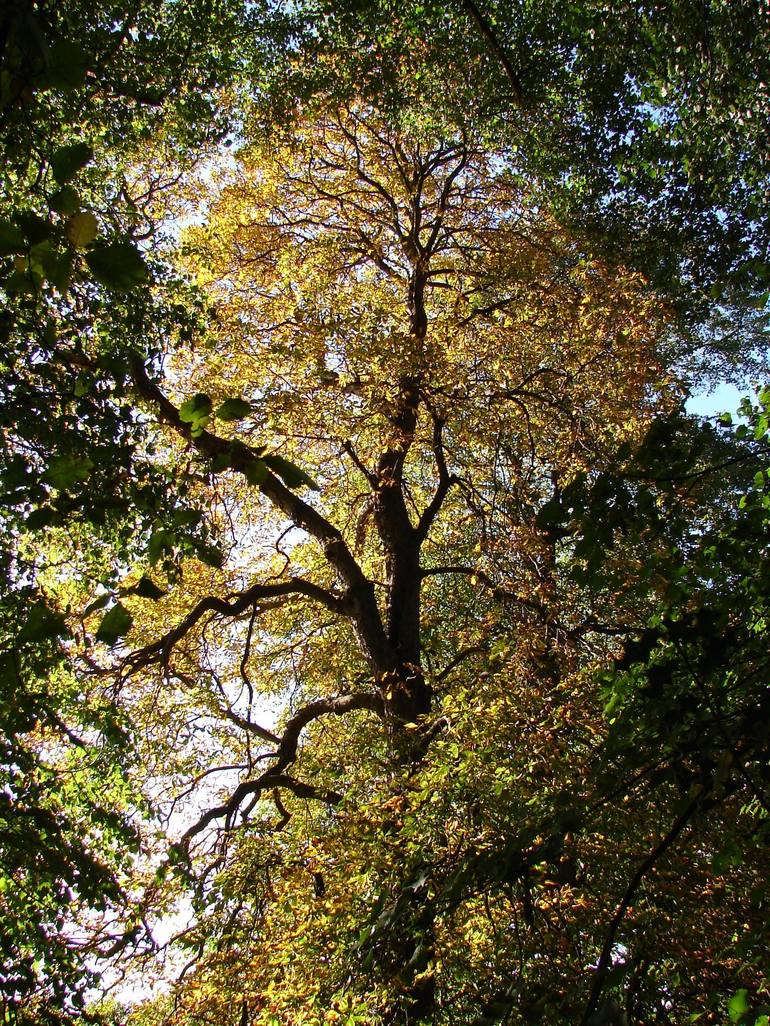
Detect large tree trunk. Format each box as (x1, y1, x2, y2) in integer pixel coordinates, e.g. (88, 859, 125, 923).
(368, 361, 438, 1020)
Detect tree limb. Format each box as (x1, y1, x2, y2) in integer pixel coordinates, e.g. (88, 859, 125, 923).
(125, 577, 345, 675)
(180, 691, 384, 846)
(417, 412, 457, 540)
(579, 792, 704, 1026)
(129, 354, 396, 672)
(460, 0, 524, 103)
(420, 564, 545, 616)
(436, 645, 488, 683)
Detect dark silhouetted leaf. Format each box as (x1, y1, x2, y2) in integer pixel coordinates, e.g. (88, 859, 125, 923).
(85, 241, 149, 290)
(216, 397, 252, 421)
(43, 456, 93, 490)
(51, 143, 93, 184)
(96, 603, 133, 645)
(126, 576, 166, 601)
(263, 454, 318, 490)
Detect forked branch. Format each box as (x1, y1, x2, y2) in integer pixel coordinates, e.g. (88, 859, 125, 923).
(126, 577, 347, 673)
(129, 354, 396, 672)
(417, 412, 457, 539)
(579, 792, 704, 1026)
(180, 691, 384, 846)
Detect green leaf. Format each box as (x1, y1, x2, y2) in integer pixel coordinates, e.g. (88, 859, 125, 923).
(602, 692, 621, 719)
(180, 393, 213, 437)
(43, 455, 93, 490)
(535, 495, 562, 529)
(216, 397, 252, 421)
(41, 40, 88, 91)
(198, 544, 224, 568)
(18, 603, 68, 643)
(263, 454, 319, 490)
(124, 575, 166, 601)
(30, 241, 72, 291)
(83, 594, 111, 617)
(85, 241, 149, 290)
(728, 990, 750, 1024)
(0, 220, 25, 255)
(96, 603, 133, 645)
(243, 458, 267, 486)
(74, 374, 92, 397)
(28, 239, 57, 278)
(50, 186, 80, 215)
(66, 211, 98, 248)
(17, 212, 52, 244)
(179, 393, 213, 423)
(712, 838, 743, 874)
(172, 509, 203, 528)
(5, 270, 35, 296)
(25, 507, 63, 530)
(51, 143, 93, 184)
(147, 529, 173, 565)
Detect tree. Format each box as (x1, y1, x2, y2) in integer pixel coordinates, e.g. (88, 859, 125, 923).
(0, 0, 269, 1015)
(2, 2, 768, 1023)
(99, 110, 768, 1025)
(263, 0, 770, 362)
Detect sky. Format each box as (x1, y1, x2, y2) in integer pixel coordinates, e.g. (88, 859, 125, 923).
(685, 382, 748, 418)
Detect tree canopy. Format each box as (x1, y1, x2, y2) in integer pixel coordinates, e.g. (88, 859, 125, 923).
(1, 2, 769, 1025)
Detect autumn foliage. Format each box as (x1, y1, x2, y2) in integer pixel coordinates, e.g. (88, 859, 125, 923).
(2, 5, 770, 1026)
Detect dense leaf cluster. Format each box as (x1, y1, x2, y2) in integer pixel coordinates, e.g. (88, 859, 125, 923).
(1, 2, 769, 1024)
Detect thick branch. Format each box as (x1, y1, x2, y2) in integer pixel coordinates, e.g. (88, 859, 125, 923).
(460, 0, 524, 103)
(579, 793, 703, 1026)
(417, 413, 457, 540)
(125, 577, 344, 674)
(180, 691, 384, 845)
(343, 439, 377, 486)
(375, 376, 421, 516)
(181, 775, 343, 845)
(370, 377, 425, 664)
(129, 355, 396, 672)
